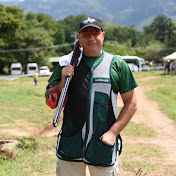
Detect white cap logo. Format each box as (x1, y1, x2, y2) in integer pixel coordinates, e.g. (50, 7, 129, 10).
(83, 17, 96, 24)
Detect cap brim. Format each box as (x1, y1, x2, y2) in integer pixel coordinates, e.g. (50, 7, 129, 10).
(79, 24, 101, 32)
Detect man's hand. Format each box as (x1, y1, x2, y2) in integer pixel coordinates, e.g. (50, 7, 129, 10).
(100, 131, 116, 146)
(45, 64, 74, 105)
(61, 64, 74, 81)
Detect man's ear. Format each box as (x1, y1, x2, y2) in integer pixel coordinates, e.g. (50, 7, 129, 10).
(102, 31, 105, 38)
(77, 33, 81, 40)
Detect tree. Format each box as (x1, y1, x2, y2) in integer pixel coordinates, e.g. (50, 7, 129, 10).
(103, 41, 136, 56)
(16, 12, 55, 70)
(143, 41, 168, 62)
(0, 5, 24, 73)
(58, 15, 86, 44)
(0, 5, 24, 49)
(104, 25, 131, 43)
(104, 24, 142, 48)
(165, 21, 176, 48)
(147, 14, 172, 43)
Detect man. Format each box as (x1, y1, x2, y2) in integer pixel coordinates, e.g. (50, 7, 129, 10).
(45, 16, 138, 176)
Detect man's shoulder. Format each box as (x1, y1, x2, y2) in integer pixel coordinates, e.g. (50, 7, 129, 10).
(109, 54, 130, 73)
(103, 51, 124, 62)
(111, 55, 126, 66)
(113, 55, 125, 62)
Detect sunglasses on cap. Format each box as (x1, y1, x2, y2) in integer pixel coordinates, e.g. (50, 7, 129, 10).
(80, 29, 102, 38)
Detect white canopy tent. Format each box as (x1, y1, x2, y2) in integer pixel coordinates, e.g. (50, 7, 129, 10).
(163, 52, 176, 62)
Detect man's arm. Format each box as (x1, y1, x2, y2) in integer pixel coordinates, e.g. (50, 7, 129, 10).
(100, 88, 137, 146)
(45, 64, 74, 105)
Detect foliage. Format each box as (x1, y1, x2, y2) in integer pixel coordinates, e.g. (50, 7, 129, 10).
(103, 41, 136, 56)
(166, 21, 176, 48)
(104, 25, 131, 43)
(0, 5, 24, 73)
(16, 12, 57, 70)
(144, 14, 172, 43)
(0, 4, 176, 74)
(58, 15, 86, 43)
(143, 41, 167, 62)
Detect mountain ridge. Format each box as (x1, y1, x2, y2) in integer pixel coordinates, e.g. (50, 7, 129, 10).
(1, 0, 176, 30)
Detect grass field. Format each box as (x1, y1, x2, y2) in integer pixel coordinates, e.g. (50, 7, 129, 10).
(0, 76, 57, 176)
(0, 70, 176, 175)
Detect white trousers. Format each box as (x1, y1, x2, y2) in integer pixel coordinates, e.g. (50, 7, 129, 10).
(56, 158, 120, 176)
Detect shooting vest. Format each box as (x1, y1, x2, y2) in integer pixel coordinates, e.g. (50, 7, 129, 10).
(56, 51, 122, 166)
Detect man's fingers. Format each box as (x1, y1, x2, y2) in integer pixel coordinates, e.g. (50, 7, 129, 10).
(62, 65, 74, 79)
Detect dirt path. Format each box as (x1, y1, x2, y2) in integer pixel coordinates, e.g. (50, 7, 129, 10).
(132, 86, 176, 165)
(119, 83, 176, 175)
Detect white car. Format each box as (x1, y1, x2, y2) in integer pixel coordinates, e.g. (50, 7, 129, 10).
(11, 62, 22, 75)
(39, 66, 51, 76)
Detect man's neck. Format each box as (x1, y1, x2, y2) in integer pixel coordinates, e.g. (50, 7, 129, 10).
(83, 50, 102, 58)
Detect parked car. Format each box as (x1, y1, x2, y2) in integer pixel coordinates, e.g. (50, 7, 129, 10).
(26, 63, 38, 75)
(39, 66, 50, 76)
(142, 64, 150, 71)
(10, 62, 22, 75)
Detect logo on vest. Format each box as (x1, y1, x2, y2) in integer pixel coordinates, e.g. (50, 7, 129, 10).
(94, 78, 110, 83)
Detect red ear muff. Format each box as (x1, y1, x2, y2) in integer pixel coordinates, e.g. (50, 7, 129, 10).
(47, 93, 68, 109)
(47, 93, 58, 109)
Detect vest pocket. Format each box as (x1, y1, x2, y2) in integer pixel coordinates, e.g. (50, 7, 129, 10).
(93, 91, 109, 136)
(85, 133, 114, 166)
(57, 131, 83, 160)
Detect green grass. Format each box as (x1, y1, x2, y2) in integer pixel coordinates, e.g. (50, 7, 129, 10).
(121, 143, 164, 174)
(0, 137, 57, 176)
(133, 70, 164, 80)
(0, 76, 58, 175)
(146, 87, 176, 123)
(0, 76, 55, 129)
(0, 72, 176, 175)
(121, 121, 157, 137)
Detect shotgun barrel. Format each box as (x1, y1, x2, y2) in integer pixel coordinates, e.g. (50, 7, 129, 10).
(53, 40, 81, 127)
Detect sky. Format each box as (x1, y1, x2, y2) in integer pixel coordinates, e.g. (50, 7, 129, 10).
(0, 0, 24, 2)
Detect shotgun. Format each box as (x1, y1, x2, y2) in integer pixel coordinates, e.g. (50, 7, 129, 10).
(53, 40, 81, 127)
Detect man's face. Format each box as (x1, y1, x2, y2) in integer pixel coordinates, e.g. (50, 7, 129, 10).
(77, 26, 105, 57)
